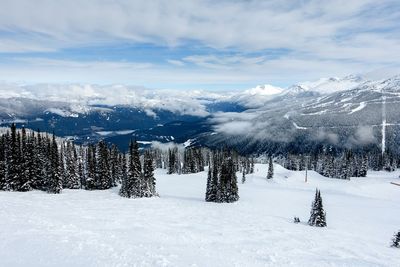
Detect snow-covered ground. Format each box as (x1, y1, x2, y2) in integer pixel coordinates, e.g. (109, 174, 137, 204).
(1, 164, 399, 267)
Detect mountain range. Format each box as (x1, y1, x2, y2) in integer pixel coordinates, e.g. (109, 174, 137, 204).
(1, 74, 399, 153)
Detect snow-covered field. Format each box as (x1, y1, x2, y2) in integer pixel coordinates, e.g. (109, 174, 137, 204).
(1, 164, 399, 267)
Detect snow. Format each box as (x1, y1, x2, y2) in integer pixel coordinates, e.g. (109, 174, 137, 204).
(297, 75, 363, 95)
(137, 141, 152, 145)
(292, 121, 307, 130)
(96, 131, 113, 136)
(115, 130, 135, 135)
(183, 139, 193, 147)
(96, 130, 136, 136)
(0, 164, 399, 266)
(348, 101, 367, 114)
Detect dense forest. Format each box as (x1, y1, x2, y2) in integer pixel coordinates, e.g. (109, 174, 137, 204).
(1, 124, 399, 198)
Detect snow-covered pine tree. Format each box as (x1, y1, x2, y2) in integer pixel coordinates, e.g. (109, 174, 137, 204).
(0, 134, 6, 190)
(23, 130, 37, 191)
(246, 158, 250, 174)
(7, 124, 21, 191)
(196, 148, 205, 172)
(242, 170, 246, 184)
(205, 166, 215, 202)
(18, 127, 31, 191)
(120, 153, 127, 185)
(308, 189, 327, 227)
(167, 148, 175, 174)
(391, 230, 400, 248)
(358, 153, 368, 177)
(77, 145, 85, 189)
(131, 140, 142, 197)
(267, 156, 274, 179)
(326, 155, 335, 178)
(96, 140, 112, 190)
(216, 150, 239, 203)
(47, 133, 62, 194)
(119, 153, 129, 197)
(143, 150, 157, 197)
(39, 133, 53, 191)
(29, 131, 42, 190)
(383, 150, 395, 172)
(227, 156, 239, 202)
(59, 141, 67, 188)
(183, 149, 193, 173)
(109, 144, 120, 187)
(250, 157, 255, 174)
(64, 142, 80, 189)
(298, 155, 305, 171)
(85, 144, 96, 190)
(206, 152, 219, 202)
(120, 140, 141, 198)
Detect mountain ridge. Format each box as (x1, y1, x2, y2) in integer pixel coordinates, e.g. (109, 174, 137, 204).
(1, 74, 399, 153)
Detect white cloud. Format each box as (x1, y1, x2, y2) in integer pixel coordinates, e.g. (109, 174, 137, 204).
(0, 81, 212, 117)
(0, 0, 399, 86)
(166, 59, 185, 67)
(0, 1, 398, 56)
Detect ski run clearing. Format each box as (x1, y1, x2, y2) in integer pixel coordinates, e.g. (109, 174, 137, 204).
(1, 164, 399, 267)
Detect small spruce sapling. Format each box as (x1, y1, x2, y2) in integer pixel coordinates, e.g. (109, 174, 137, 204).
(308, 188, 327, 227)
(391, 230, 400, 248)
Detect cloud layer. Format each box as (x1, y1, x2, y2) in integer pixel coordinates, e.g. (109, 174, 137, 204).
(0, 0, 399, 88)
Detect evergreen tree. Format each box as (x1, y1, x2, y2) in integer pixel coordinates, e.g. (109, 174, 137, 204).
(143, 150, 157, 197)
(308, 189, 327, 227)
(59, 141, 67, 187)
(38, 133, 52, 191)
(85, 144, 96, 190)
(358, 154, 368, 177)
(250, 157, 255, 174)
(96, 140, 112, 190)
(241, 171, 246, 184)
(7, 124, 21, 191)
(77, 145, 85, 189)
(0, 135, 6, 190)
(267, 156, 274, 179)
(47, 134, 62, 194)
(168, 148, 176, 174)
(120, 140, 141, 198)
(18, 127, 32, 191)
(120, 152, 127, 185)
(206, 152, 219, 202)
(64, 142, 80, 189)
(109, 144, 120, 187)
(216, 151, 239, 203)
(23, 130, 37, 191)
(391, 230, 400, 248)
(205, 166, 214, 201)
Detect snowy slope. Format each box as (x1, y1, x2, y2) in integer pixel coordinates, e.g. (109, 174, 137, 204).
(294, 75, 364, 95)
(0, 164, 399, 267)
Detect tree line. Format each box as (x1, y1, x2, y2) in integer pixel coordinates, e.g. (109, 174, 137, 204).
(276, 145, 400, 179)
(0, 124, 157, 198)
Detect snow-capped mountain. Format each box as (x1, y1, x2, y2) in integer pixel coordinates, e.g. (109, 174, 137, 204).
(282, 75, 365, 96)
(298, 75, 364, 94)
(203, 75, 400, 153)
(1, 74, 399, 152)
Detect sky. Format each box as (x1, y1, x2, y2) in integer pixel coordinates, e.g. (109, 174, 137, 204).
(0, 0, 400, 90)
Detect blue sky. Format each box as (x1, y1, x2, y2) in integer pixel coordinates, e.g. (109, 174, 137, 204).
(0, 0, 399, 90)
